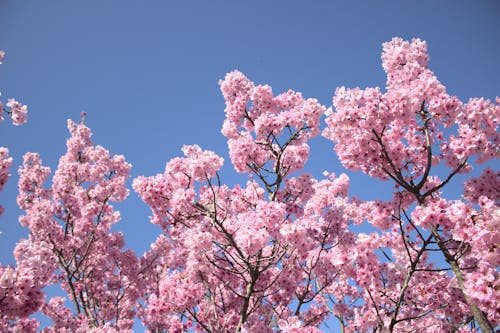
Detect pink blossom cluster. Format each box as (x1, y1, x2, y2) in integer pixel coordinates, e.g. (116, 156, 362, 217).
(0, 240, 55, 321)
(410, 196, 499, 320)
(220, 70, 324, 174)
(133, 144, 224, 229)
(412, 198, 455, 229)
(2, 99, 28, 126)
(323, 38, 498, 183)
(463, 167, 500, 204)
(458, 197, 499, 322)
(447, 97, 500, 164)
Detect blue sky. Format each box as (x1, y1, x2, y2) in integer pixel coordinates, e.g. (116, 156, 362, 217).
(0, 0, 499, 316)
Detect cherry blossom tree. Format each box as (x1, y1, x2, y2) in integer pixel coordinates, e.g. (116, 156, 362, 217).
(0, 38, 498, 332)
(2, 115, 141, 332)
(323, 38, 499, 332)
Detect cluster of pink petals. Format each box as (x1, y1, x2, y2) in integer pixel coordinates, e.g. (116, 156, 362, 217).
(460, 197, 500, 324)
(2, 241, 55, 314)
(323, 38, 498, 182)
(447, 97, 500, 164)
(220, 70, 324, 174)
(133, 144, 224, 229)
(4, 99, 28, 126)
(463, 167, 500, 203)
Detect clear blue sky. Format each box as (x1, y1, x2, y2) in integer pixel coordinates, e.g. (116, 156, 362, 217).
(0, 0, 499, 294)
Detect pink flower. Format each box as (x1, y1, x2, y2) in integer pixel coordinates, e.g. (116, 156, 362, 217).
(6, 99, 28, 125)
